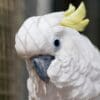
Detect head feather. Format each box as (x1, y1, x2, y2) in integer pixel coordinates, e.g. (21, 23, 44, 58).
(60, 2, 89, 32)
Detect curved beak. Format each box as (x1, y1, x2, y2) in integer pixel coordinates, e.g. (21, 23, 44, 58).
(31, 55, 54, 82)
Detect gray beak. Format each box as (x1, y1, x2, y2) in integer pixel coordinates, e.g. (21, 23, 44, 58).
(31, 55, 55, 82)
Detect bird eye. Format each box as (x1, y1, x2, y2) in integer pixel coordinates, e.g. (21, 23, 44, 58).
(54, 39, 60, 47)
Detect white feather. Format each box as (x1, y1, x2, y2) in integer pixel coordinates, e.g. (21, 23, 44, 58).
(15, 12, 100, 100)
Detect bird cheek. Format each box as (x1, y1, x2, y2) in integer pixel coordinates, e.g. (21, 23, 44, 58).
(47, 59, 61, 81)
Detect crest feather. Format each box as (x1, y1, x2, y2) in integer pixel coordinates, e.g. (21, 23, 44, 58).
(60, 2, 89, 32)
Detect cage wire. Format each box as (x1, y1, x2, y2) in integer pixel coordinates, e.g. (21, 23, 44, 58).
(0, 0, 100, 100)
(0, 0, 51, 100)
(0, 0, 28, 100)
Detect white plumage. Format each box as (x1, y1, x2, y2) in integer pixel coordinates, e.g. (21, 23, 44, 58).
(15, 6, 100, 100)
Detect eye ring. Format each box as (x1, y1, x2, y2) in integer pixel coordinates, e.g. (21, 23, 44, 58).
(54, 39, 60, 47)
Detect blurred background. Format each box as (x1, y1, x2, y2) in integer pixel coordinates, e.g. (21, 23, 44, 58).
(0, 0, 100, 100)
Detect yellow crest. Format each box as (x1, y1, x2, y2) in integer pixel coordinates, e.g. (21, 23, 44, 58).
(60, 2, 89, 32)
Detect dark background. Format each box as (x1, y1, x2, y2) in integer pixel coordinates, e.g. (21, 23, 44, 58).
(0, 0, 100, 100)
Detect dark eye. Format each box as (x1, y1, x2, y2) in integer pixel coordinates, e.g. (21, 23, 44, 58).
(54, 39, 60, 47)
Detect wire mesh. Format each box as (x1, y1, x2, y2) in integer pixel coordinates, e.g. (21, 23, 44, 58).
(0, 0, 27, 100)
(0, 0, 100, 100)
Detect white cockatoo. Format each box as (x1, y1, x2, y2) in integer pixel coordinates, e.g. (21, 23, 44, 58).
(15, 2, 100, 100)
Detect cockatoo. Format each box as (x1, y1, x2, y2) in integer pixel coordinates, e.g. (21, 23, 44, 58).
(15, 2, 100, 100)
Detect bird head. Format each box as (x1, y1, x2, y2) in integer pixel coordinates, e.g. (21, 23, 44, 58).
(15, 2, 89, 83)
